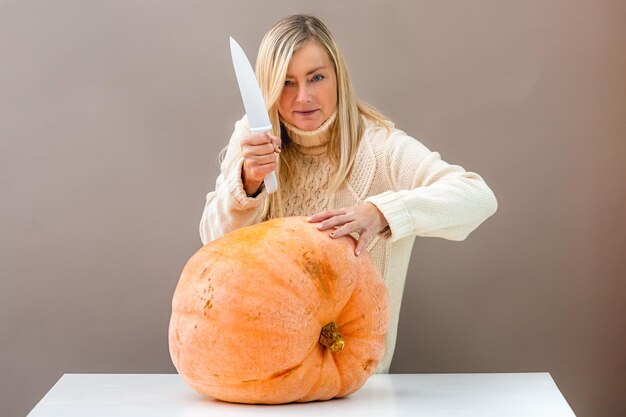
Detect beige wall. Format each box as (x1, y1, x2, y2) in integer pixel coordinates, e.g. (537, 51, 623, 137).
(1, 1, 625, 416)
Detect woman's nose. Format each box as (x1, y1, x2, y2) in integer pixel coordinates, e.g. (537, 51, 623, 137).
(295, 84, 311, 103)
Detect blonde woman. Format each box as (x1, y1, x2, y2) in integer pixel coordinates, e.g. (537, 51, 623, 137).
(200, 14, 498, 373)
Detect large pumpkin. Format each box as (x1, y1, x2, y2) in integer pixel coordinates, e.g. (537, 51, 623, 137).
(168, 216, 389, 404)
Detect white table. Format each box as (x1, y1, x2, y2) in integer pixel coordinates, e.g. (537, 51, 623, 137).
(27, 373, 576, 416)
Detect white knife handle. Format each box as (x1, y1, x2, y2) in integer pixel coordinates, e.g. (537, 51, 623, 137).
(250, 126, 278, 194)
(264, 171, 278, 194)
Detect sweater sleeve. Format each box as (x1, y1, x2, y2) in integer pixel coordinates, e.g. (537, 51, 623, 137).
(364, 130, 498, 242)
(199, 117, 268, 245)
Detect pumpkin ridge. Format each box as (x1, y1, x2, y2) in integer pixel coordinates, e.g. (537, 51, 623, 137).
(269, 363, 303, 379)
(334, 315, 364, 331)
(339, 333, 386, 341)
(232, 336, 322, 385)
(193, 329, 340, 388)
(297, 348, 338, 401)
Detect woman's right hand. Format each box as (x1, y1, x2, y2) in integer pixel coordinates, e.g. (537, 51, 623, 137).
(240, 132, 281, 196)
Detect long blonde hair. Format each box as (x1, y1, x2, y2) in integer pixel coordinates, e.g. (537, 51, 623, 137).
(231, 14, 392, 219)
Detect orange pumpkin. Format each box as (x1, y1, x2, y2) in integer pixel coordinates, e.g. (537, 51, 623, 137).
(168, 216, 389, 404)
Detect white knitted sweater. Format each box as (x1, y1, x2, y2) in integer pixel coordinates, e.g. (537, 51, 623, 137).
(199, 115, 498, 373)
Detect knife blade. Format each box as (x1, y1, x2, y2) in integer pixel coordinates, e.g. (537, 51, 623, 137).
(229, 36, 278, 194)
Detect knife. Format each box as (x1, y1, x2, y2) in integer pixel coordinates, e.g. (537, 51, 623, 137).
(229, 36, 279, 194)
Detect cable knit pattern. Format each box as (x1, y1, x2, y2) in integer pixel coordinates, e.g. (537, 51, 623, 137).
(199, 115, 498, 373)
(282, 150, 332, 216)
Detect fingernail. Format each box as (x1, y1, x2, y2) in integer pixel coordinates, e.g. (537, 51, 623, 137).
(355, 250, 360, 256)
(307, 216, 313, 222)
(330, 232, 335, 238)
(317, 224, 323, 229)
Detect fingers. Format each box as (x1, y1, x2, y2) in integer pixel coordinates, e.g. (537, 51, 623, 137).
(307, 209, 347, 223)
(327, 221, 355, 239)
(244, 152, 277, 166)
(327, 221, 370, 257)
(316, 214, 353, 232)
(308, 205, 377, 257)
(242, 132, 272, 146)
(269, 134, 282, 153)
(241, 133, 281, 156)
(354, 230, 371, 256)
(241, 142, 274, 159)
(244, 161, 277, 182)
(241, 133, 280, 182)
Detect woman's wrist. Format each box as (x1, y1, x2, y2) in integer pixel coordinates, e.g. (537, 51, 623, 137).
(241, 167, 263, 197)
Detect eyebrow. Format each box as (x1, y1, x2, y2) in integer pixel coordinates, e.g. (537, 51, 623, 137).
(285, 66, 326, 78)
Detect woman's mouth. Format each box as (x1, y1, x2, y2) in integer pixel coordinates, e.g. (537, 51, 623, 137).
(295, 110, 317, 116)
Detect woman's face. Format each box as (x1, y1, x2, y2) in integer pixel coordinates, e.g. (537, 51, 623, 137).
(278, 40, 338, 131)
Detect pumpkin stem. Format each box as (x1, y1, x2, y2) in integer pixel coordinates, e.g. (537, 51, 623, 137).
(319, 322, 344, 353)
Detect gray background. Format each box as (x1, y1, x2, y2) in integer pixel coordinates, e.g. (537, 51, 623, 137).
(1, 1, 625, 416)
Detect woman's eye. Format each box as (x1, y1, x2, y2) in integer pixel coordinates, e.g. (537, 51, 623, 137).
(312, 74, 324, 82)
(284, 80, 294, 86)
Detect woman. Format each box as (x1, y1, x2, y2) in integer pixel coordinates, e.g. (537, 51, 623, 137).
(200, 14, 498, 373)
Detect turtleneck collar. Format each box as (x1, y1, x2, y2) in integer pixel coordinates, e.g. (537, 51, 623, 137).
(281, 110, 337, 150)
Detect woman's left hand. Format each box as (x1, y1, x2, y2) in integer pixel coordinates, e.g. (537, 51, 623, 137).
(307, 203, 389, 256)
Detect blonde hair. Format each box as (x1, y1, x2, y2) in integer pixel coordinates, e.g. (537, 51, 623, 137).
(229, 14, 392, 219)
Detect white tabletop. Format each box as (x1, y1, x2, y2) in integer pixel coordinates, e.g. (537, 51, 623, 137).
(27, 373, 575, 416)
